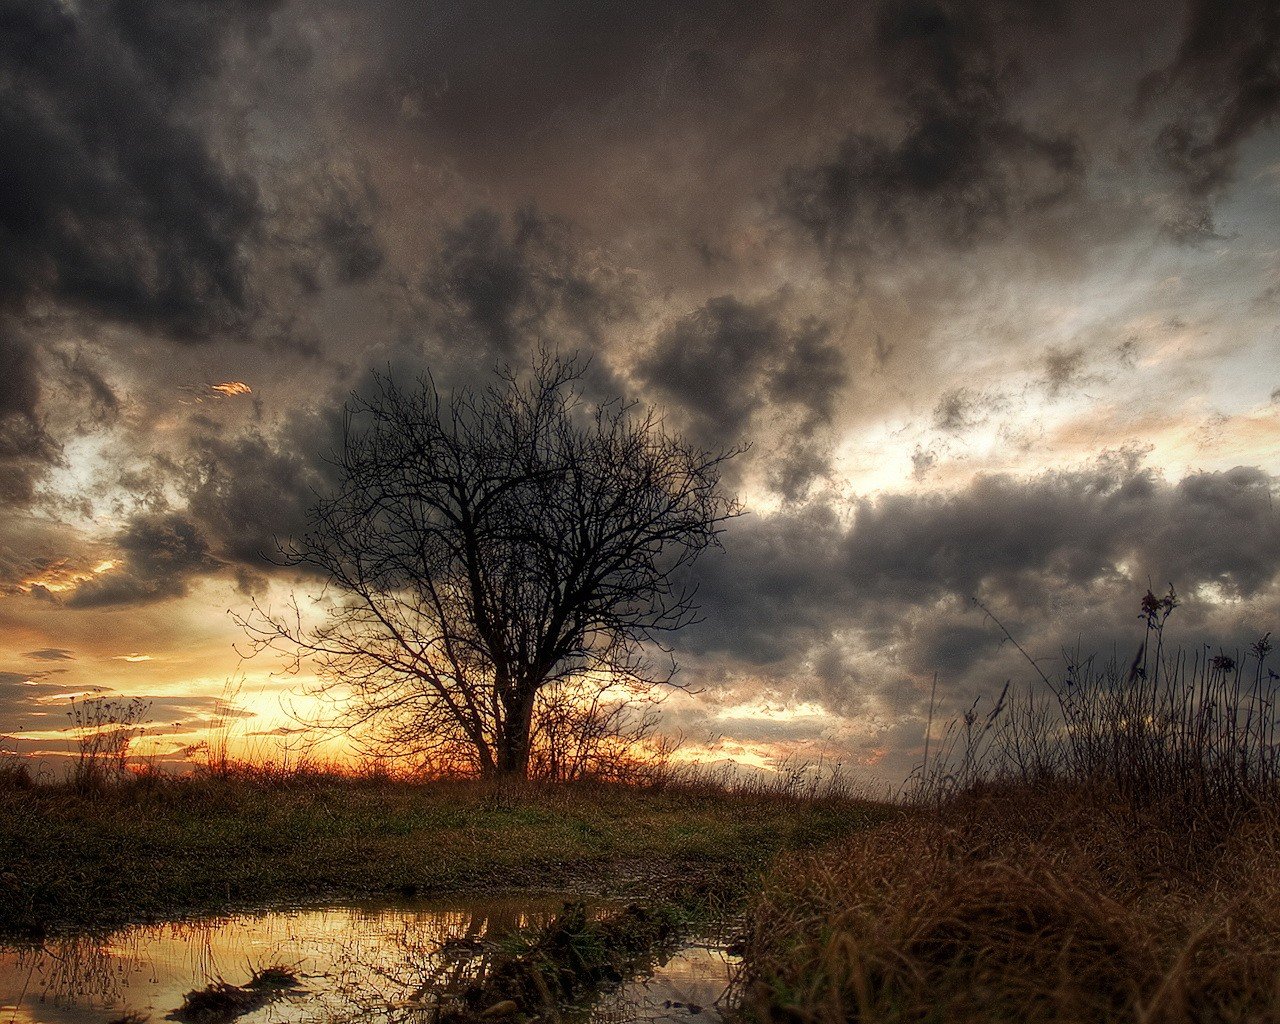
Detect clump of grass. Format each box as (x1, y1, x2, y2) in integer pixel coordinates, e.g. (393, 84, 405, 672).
(66, 695, 152, 793)
(0, 751, 32, 790)
(168, 965, 299, 1023)
(913, 589, 1279, 835)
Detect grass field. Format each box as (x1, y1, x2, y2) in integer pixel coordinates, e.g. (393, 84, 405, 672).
(0, 771, 890, 936)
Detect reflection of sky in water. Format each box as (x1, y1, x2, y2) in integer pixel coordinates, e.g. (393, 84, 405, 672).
(0, 901, 736, 1024)
(587, 940, 738, 1024)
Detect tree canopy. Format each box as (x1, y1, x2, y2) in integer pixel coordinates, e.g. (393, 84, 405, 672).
(248, 355, 741, 778)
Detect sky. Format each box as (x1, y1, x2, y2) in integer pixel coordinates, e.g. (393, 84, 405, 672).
(1, 0, 1279, 783)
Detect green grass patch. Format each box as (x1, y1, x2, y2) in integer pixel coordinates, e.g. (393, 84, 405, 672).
(0, 776, 890, 936)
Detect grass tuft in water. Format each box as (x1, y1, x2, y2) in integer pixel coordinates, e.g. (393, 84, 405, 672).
(167, 965, 299, 1024)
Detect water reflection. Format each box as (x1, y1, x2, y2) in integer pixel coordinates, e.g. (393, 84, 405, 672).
(0, 900, 736, 1024)
(586, 937, 738, 1023)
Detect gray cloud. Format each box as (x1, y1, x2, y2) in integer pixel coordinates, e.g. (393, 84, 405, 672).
(844, 464, 1279, 611)
(24, 649, 73, 661)
(1143, 0, 1280, 242)
(420, 207, 631, 366)
(683, 458, 1280, 701)
(180, 406, 346, 572)
(0, 1, 288, 509)
(0, 670, 67, 703)
(780, 0, 1083, 259)
(638, 295, 849, 496)
(67, 512, 220, 608)
(0, 1, 268, 338)
(0, 669, 75, 747)
(0, 326, 59, 507)
(277, 165, 387, 293)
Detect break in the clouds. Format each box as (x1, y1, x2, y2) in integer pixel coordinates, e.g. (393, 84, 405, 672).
(1, 0, 1278, 779)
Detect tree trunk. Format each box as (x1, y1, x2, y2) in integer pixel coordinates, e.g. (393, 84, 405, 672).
(495, 690, 537, 778)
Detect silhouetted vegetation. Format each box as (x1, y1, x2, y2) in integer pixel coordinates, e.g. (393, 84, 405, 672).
(65, 695, 152, 793)
(169, 966, 299, 1024)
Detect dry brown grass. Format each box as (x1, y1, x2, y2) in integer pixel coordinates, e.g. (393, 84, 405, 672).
(735, 783, 1280, 1023)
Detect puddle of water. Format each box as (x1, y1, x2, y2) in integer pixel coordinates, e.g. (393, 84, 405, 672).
(0, 899, 737, 1024)
(585, 937, 739, 1023)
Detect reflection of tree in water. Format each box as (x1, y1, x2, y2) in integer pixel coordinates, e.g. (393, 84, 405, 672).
(575, 935, 739, 1024)
(322, 903, 563, 1023)
(14, 936, 127, 1008)
(2, 899, 638, 1024)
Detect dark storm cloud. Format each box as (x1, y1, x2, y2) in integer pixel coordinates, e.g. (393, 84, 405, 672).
(684, 459, 1280, 687)
(640, 296, 848, 441)
(0, 323, 58, 506)
(49, 349, 121, 425)
(682, 501, 855, 665)
(766, 442, 839, 504)
(103, 0, 279, 91)
(275, 166, 388, 295)
(0, 323, 40, 422)
(421, 208, 630, 365)
(779, 0, 1083, 258)
(0, 0, 288, 510)
(0, 1, 270, 338)
(315, 177, 385, 286)
(67, 512, 220, 609)
(180, 406, 346, 572)
(1143, 0, 1280, 241)
(845, 463, 1280, 609)
(337, 1, 734, 153)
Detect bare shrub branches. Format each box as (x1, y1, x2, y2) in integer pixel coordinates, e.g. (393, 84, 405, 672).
(66, 695, 152, 791)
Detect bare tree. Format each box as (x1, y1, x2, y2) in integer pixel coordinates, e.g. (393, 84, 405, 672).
(245, 355, 740, 779)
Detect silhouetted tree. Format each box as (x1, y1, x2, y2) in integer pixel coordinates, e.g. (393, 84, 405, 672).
(247, 355, 740, 778)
